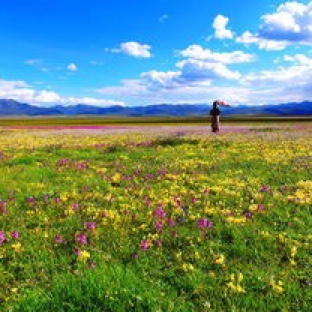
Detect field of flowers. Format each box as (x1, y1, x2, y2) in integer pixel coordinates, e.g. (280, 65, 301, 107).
(0, 126, 311, 311)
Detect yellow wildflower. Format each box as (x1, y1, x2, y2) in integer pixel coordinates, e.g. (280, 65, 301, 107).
(214, 254, 225, 265)
(12, 242, 22, 253)
(78, 250, 90, 262)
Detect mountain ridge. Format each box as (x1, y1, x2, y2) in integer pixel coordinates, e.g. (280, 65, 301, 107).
(0, 99, 311, 116)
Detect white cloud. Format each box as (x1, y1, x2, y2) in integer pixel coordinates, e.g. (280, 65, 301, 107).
(180, 45, 256, 63)
(107, 41, 152, 58)
(141, 70, 182, 90)
(283, 53, 312, 65)
(67, 63, 78, 71)
(212, 14, 235, 39)
(24, 59, 42, 65)
(176, 59, 240, 81)
(96, 49, 312, 106)
(159, 14, 169, 23)
(0, 77, 124, 106)
(237, 1, 312, 50)
(236, 31, 289, 50)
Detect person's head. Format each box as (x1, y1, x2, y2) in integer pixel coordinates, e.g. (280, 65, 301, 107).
(212, 101, 218, 110)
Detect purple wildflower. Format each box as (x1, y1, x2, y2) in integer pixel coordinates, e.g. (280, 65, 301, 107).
(177, 216, 185, 223)
(153, 207, 166, 219)
(76, 233, 87, 245)
(84, 222, 96, 231)
(260, 185, 270, 192)
(72, 203, 79, 211)
(243, 211, 253, 219)
(11, 231, 19, 239)
(88, 261, 96, 269)
(0, 231, 6, 245)
(54, 235, 63, 244)
(197, 218, 214, 230)
(54, 197, 61, 204)
(153, 240, 162, 247)
(155, 221, 163, 232)
(167, 218, 176, 227)
(139, 240, 149, 251)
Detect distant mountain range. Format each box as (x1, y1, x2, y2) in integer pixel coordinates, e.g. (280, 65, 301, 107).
(0, 99, 311, 116)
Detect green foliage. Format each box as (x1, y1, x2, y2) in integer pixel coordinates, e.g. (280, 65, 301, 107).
(0, 127, 311, 311)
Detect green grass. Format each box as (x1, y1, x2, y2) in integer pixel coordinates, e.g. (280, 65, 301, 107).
(0, 128, 311, 311)
(0, 115, 312, 126)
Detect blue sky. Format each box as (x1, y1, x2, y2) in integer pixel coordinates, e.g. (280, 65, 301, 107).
(1, 0, 312, 106)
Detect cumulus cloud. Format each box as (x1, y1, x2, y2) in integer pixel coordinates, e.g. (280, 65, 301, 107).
(212, 14, 235, 39)
(180, 45, 256, 63)
(237, 53, 312, 103)
(141, 70, 182, 90)
(107, 41, 152, 58)
(0, 77, 124, 106)
(99, 43, 245, 101)
(176, 59, 240, 81)
(237, 1, 312, 50)
(236, 31, 289, 50)
(143, 44, 249, 89)
(67, 63, 78, 71)
(96, 48, 312, 106)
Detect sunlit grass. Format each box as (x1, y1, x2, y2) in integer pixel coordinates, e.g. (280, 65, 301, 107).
(0, 127, 311, 311)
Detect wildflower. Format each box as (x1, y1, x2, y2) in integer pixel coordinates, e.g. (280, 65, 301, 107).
(177, 216, 185, 223)
(243, 211, 253, 219)
(227, 272, 245, 293)
(88, 261, 96, 269)
(132, 252, 139, 259)
(0, 231, 6, 245)
(54, 197, 61, 204)
(54, 235, 63, 244)
(167, 218, 176, 227)
(139, 240, 150, 251)
(78, 250, 90, 262)
(172, 231, 178, 238)
(182, 263, 195, 272)
(153, 239, 162, 247)
(12, 242, 22, 252)
(74, 247, 81, 256)
(111, 173, 121, 183)
(153, 207, 166, 219)
(84, 222, 96, 231)
(260, 185, 270, 192)
(76, 233, 87, 245)
(11, 231, 19, 239)
(214, 254, 225, 265)
(197, 218, 214, 230)
(72, 203, 79, 211)
(270, 278, 284, 293)
(155, 221, 163, 232)
(0, 201, 7, 213)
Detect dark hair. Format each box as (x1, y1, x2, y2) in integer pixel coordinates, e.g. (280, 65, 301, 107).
(210, 106, 220, 116)
(212, 101, 218, 110)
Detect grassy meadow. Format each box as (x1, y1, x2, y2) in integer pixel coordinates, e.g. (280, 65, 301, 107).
(0, 121, 311, 311)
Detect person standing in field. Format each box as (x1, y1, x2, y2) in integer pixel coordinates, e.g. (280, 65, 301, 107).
(210, 100, 230, 133)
